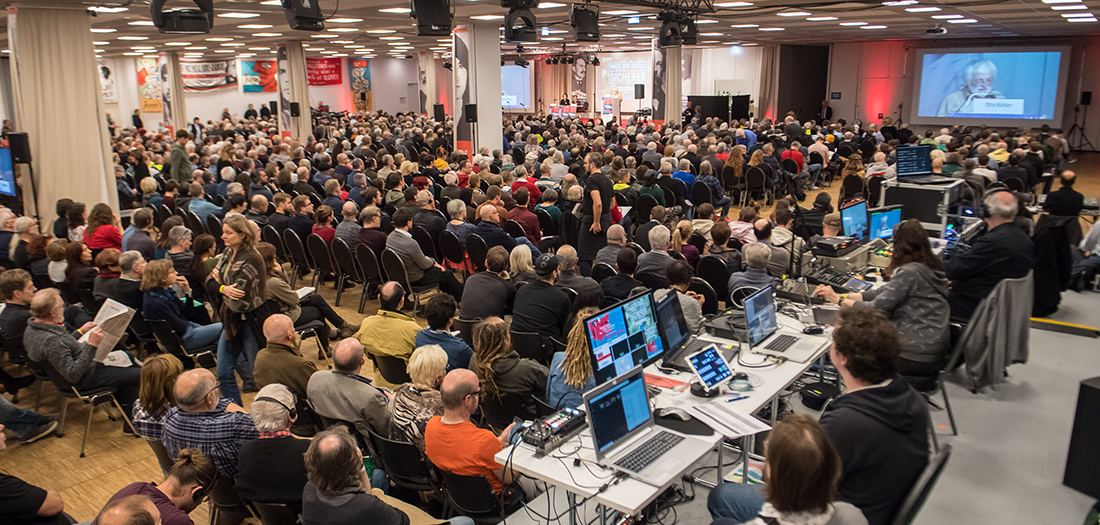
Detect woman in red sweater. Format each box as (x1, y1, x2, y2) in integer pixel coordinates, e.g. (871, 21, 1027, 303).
(311, 204, 336, 244)
(83, 203, 123, 257)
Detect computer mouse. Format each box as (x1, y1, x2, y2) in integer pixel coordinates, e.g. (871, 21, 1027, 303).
(655, 407, 693, 422)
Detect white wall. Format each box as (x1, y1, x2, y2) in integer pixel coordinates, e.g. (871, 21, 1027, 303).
(369, 57, 419, 114)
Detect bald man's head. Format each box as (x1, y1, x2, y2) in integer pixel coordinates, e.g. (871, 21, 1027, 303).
(97, 495, 161, 525)
(1061, 170, 1076, 187)
(175, 369, 217, 411)
(263, 314, 295, 345)
(479, 205, 495, 222)
(606, 224, 625, 245)
(557, 244, 579, 271)
(440, 368, 479, 410)
(333, 338, 366, 374)
(379, 281, 404, 311)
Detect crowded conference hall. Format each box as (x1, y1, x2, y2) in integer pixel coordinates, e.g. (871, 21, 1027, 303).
(1, 0, 1100, 524)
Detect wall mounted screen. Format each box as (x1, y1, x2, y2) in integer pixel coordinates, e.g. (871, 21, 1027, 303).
(501, 65, 531, 110)
(912, 47, 1070, 128)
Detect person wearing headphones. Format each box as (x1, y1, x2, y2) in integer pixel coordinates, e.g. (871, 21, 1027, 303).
(236, 384, 312, 514)
(945, 189, 1034, 322)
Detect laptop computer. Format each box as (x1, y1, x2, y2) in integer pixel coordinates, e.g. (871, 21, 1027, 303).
(743, 285, 827, 363)
(584, 366, 711, 486)
(584, 291, 667, 386)
(655, 292, 710, 372)
(895, 144, 955, 185)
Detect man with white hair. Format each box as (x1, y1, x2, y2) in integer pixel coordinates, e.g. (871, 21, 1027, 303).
(440, 172, 461, 201)
(593, 224, 626, 268)
(727, 242, 777, 292)
(945, 190, 1034, 322)
(217, 166, 236, 197)
(637, 225, 675, 279)
(550, 150, 569, 182)
(642, 141, 663, 168)
(96, 251, 145, 309)
(236, 383, 312, 514)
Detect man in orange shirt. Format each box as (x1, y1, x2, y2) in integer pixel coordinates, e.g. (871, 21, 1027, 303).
(424, 369, 516, 494)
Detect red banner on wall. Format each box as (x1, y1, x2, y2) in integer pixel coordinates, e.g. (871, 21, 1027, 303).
(307, 58, 343, 86)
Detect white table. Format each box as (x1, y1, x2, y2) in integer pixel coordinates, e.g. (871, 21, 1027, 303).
(495, 310, 834, 520)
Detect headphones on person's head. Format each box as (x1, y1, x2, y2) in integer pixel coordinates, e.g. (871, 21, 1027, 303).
(255, 396, 297, 419)
(977, 185, 1013, 219)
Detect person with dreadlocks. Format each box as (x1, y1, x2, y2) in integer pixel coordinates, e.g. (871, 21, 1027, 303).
(546, 307, 599, 409)
(468, 317, 548, 431)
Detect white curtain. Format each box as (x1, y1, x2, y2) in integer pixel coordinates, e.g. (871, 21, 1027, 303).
(8, 7, 115, 217)
(664, 46, 683, 126)
(758, 45, 781, 122)
(285, 41, 312, 141)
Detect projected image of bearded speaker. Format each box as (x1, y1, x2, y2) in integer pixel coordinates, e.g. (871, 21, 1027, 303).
(937, 59, 1005, 116)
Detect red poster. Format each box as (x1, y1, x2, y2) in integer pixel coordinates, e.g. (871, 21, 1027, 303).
(307, 58, 343, 86)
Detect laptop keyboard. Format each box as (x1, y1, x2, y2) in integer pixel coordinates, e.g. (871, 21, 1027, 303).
(765, 334, 798, 352)
(614, 431, 685, 473)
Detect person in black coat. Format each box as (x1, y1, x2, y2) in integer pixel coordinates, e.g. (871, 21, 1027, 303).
(1042, 171, 1084, 217)
(945, 191, 1034, 322)
(236, 386, 311, 514)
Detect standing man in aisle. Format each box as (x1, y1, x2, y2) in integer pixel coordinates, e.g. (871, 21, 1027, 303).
(170, 129, 191, 184)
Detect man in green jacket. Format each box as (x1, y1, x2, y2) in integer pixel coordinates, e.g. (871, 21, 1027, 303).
(169, 129, 191, 184)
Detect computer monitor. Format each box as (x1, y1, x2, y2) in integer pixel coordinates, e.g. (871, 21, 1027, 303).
(870, 207, 902, 240)
(585, 291, 666, 385)
(840, 200, 869, 240)
(584, 366, 653, 458)
(655, 291, 689, 353)
(895, 144, 933, 178)
(743, 285, 778, 348)
(0, 149, 15, 197)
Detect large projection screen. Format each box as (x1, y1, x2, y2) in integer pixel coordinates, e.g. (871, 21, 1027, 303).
(911, 46, 1071, 128)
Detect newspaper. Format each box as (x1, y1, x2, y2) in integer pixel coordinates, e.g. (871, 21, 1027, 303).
(78, 299, 136, 363)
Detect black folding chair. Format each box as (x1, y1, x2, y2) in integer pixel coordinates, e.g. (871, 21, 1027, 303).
(696, 256, 731, 307)
(381, 248, 439, 317)
(634, 194, 659, 225)
(372, 353, 412, 385)
(281, 229, 312, 288)
(688, 233, 707, 256)
(437, 468, 505, 523)
(744, 166, 769, 207)
(306, 233, 334, 290)
(890, 445, 953, 525)
(412, 225, 438, 261)
(75, 289, 103, 318)
(452, 318, 479, 348)
(355, 244, 384, 314)
(250, 502, 299, 525)
(28, 359, 133, 458)
(330, 239, 362, 307)
(692, 182, 713, 212)
(536, 208, 558, 236)
(262, 225, 288, 263)
(147, 318, 218, 369)
(590, 262, 618, 284)
(504, 220, 526, 239)
(364, 426, 437, 493)
(206, 214, 223, 240)
(438, 230, 470, 277)
(689, 277, 719, 316)
(466, 234, 489, 273)
(509, 329, 548, 363)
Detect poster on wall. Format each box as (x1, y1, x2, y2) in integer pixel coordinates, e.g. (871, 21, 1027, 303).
(416, 53, 429, 114)
(158, 54, 173, 131)
(180, 59, 238, 92)
(350, 59, 371, 112)
(601, 54, 649, 109)
(307, 58, 343, 86)
(570, 58, 588, 109)
(136, 57, 162, 113)
(651, 40, 667, 120)
(453, 27, 473, 154)
(98, 59, 117, 104)
(240, 60, 277, 93)
(278, 46, 291, 138)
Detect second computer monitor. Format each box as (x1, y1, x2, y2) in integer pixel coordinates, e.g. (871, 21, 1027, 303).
(841, 200, 869, 240)
(584, 291, 666, 385)
(870, 207, 902, 240)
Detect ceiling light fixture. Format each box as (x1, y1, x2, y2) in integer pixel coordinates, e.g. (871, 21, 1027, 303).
(470, 14, 504, 19)
(538, 2, 566, 7)
(217, 12, 260, 18)
(253, 33, 282, 37)
(1068, 16, 1098, 20)
(380, 7, 412, 13)
(368, 30, 398, 34)
(861, 24, 888, 28)
(807, 16, 838, 20)
(778, 11, 811, 16)
(906, 6, 941, 11)
(379, 36, 405, 40)
(93, 41, 110, 45)
(128, 20, 155, 26)
(184, 46, 207, 50)
(118, 36, 149, 40)
(947, 18, 977, 23)
(90, 28, 117, 33)
(206, 37, 233, 41)
(329, 28, 359, 32)
(715, 1, 753, 6)
(1063, 12, 1094, 16)
(328, 17, 364, 23)
(839, 21, 867, 25)
(931, 14, 963, 18)
(604, 10, 638, 15)
(165, 42, 191, 45)
(238, 24, 272, 29)
(758, 27, 785, 30)
(89, 6, 128, 13)
(1043, 0, 1083, 3)
(1053, 4, 1088, 9)
(730, 23, 758, 27)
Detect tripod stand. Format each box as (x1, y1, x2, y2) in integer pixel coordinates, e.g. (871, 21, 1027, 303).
(1066, 105, 1097, 153)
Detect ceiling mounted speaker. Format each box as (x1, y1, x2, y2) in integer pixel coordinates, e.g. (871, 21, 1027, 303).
(411, 0, 452, 36)
(505, 8, 538, 42)
(280, 0, 325, 32)
(570, 5, 600, 42)
(150, 0, 213, 34)
(659, 13, 696, 47)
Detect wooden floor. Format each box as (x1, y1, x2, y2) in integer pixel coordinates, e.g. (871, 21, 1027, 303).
(2, 153, 1098, 523)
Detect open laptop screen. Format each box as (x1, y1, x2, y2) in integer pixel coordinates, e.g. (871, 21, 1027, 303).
(586, 367, 652, 455)
(655, 291, 689, 354)
(744, 285, 778, 347)
(895, 144, 933, 178)
(585, 292, 665, 385)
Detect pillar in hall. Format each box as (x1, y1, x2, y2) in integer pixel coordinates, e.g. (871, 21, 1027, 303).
(277, 41, 312, 141)
(159, 51, 189, 134)
(7, 5, 115, 215)
(453, 23, 502, 157)
(663, 45, 683, 128)
(418, 52, 436, 116)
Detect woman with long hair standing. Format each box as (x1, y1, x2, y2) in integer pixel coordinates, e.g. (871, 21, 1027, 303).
(209, 214, 267, 404)
(470, 317, 548, 430)
(546, 306, 598, 409)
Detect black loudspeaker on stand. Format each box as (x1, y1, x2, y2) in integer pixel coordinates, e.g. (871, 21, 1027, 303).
(635, 84, 645, 100)
(464, 104, 478, 123)
(433, 104, 445, 122)
(290, 102, 301, 117)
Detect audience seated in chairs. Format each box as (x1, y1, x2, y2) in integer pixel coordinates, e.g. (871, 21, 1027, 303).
(25, 288, 141, 433)
(425, 368, 539, 503)
(64, 241, 97, 292)
(546, 306, 599, 409)
(415, 294, 474, 371)
(752, 220, 792, 278)
(235, 384, 312, 514)
(508, 244, 538, 289)
(945, 190, 1035, 323)
(253, 314, 319, 401)
(670, 220, 701, 268)
(95, 250, 146, 309)
(708, 414, 868, 525)
(706, 222, 742, 273)
(460, 246, 516, 321)
(728, 206, 759, 246)
(131, 354, 185, 446)
(162, 368, 258, 481)
(302, 426, 457, 525)
(637, 225, 675, 278)
(99, 448, 217, 525)
(142, 260, 222, 355)
(308, 338, 393, 439)
(728, 243, 776, 294)
(601, 247, 643, 304)
(389, 344, 448, 452)
(258, 242, 355, 355)
(554, 245, 600, 297)
(593, 224, 627, 269)
(353, 281, 420, 390)
(0, 269, 48, 395)
(815, 219, 951, 376)
(386, 208, 464, 301)
(656, 261, 705, 328)
(510, 253, 572, 337)
(470, 317, 549, 423)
